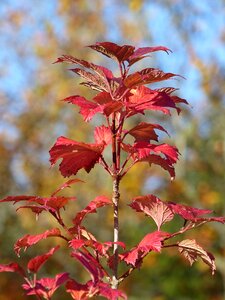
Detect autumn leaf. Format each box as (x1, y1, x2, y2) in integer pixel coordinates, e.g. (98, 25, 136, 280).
(178, 239, 216, 275)
(127, 85, 184, 116)
(63, 95, 103, 122)
(70, 238, 125, 258)
(66, 279, 90, 300)
(73, 196, 112, 227)
(131, 142, 179, 179)
(169, 202, 225, 224)
(71, 251, 104, 283)
(27, 246, 60, 273)
(22, 272, 69, 298)
(129, 195, 174, 230)
(14, 228, 61, 256)
(94, 125, 112, 145)
(0, 195, 76, 217)
(88, 42, 135, 63)
(0, 262, 25, 276)
(126, 122, 168, 142)
(70, 68, 109, 92)
(121, 231, 170, 266)
(97, 282, 127, 300)
(49, 136, 105, 177)
(51, 178, 84, 197)
(124, 68, 180, 88)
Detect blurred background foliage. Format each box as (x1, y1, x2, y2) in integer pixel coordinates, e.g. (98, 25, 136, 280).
(0, 0, 225, 299)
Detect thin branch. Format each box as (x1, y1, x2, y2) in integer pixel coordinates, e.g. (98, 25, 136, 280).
(120, 160, 137, 177)
(118, 153, 132, 176)
(111, 176, 120, 289)
(99, 155, 113, 175)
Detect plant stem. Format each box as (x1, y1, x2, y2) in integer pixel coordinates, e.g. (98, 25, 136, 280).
(112, 176, 120, 289)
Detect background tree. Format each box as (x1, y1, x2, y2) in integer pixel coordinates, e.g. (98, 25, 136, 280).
(0, 0, 224, 299)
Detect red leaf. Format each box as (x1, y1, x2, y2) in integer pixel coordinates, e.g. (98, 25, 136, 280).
(14, 228, 61, 256)
(1, 195, 76, 217)
(124, 68, 180, 88)
(66, 279, 90, 300)
(98, 282, 127, 300)
(70, 239, 125, 257)
(121, 231, 169, 266)
(70, 68, 109, 92)
(129, 195, 174, 230)
(73, 196, 112, 226)
(0, 262, 25, 276)
(0, 195, 37, 204)
(69, 239, 86, 249)
(27, 246, 59, 273)
(63, 95, 102, 122)
(127, 86, 177, 115)
(169, 202, 225, 224)
(178, 239, 216, 275)
(66, 279, 127, 300)
(49, 136, 104, 177)
(120, 247, 139, 267)
(22, 272, 69, 298)
(93, 91, 113, 104)
(94, 125, 112, 145)
(132, 142, 179, 179)
(88, 42, 135, 63)
(130, 46, 172, 60)
(51, 178, 84, 197)
(53, 55, 91, 66)
(149, 154, 176, 179)
(54, 54, 114, 80)
(127, 122, 168, 142)
(71, 251, 104, 283)
(44, 196, 76, 210)
(138, 231, 170, 252)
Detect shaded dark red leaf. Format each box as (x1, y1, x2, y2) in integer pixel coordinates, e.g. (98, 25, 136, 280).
(27, 246, 59, 273)
(124, 68, 180, 88)
(49, 136, 104, 177)
(14, 228, 61, 256)
(53, 55, 91, 67)
(54, 54, 114, 80)
(88, 42, 135, 63)
(71, 251, 104, 283)
(178, 239, 216, 275)
(169, 202, 225, 224)
(0, 262, 25, 276)
(129, 46, 172, 60)
(93, 91, 113, 104)
(127, 122, 168, 142)
(70, 68, 109, 92)
(73, 196, 112, 227)
(129, 195, 174, 230)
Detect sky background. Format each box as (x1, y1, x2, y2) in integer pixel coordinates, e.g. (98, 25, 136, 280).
(1, 0, 225, 115)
